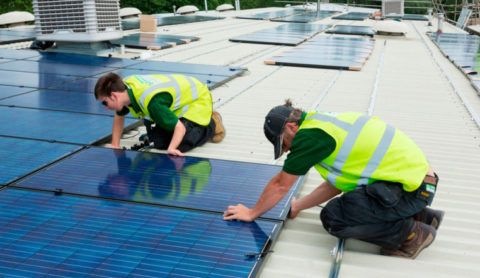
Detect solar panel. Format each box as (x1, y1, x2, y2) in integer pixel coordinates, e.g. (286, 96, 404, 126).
(0, 89, 136, 118)
(332, 12, 371, 21)
(230, 23, 331, 46)
(110, 33, 199, 50)
(126, 60, 246, 78)
(121, 19, 140, 30)
(14, 147, 303, 221)
(0, 188, 281, 277)
(0, 106, 139, 144)
(0, 85, 33, 100)
(236, 8, 307, 20)
(0, 48, 40, 60)
(0, 60, 115, 77)
(265, 36, 375, 71)
(271, 11, 338, 23)
(0, 137, 80, 185)
(0, 69, 78, 89)
(398, 14, 429, 21)
(26, 52, 142, 68)
(154, 15, 224, 26)
(326, 25, 376, 37)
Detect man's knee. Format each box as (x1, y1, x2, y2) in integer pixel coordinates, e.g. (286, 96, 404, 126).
(320, 198, 345, 237)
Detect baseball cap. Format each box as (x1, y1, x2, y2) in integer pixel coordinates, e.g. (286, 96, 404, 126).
(264, 105, 293, 159)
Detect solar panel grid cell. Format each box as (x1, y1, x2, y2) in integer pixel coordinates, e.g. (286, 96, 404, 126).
(0, 189, 278, 278)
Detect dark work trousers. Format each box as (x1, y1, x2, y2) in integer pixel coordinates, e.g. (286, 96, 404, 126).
(320, 181, 430, 250)
(145, 117, 215, 152)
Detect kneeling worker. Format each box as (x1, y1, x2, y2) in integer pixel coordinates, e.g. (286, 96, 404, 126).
(224, 100, 444, 259)
(95, 73, 225, 156)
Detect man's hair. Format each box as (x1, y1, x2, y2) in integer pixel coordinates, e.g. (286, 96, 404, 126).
(284, 99, 304, 125)
(94, 72, 127, 99)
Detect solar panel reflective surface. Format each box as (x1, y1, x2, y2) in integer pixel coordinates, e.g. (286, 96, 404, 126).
(0, 48, 39, 60)
(271, 11, 338, 23)
(0, 70, 77, 89)
(0, 188, 280, 277)
(0, 85, 33, 100)
(0, 107, 138, 144)
(0, 60, 115, 77)
(14, 147, 303, 221)
(326, 25, 376, 37)
(332, 12, 371, 20)
(236, 8, 306, 20)
(154, 15, 224, 26)
(26, 52, 142, 68)
(0, 89, 134, 118)
(230, 23, 331, 46)
(110, 33, 199, 50)
(0, 137, 80, 185)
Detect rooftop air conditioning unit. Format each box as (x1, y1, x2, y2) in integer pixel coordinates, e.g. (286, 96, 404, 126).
(382, 0, 404, 18)
(32, 0, 122, 42)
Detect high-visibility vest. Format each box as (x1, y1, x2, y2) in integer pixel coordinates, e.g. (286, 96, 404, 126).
(298, 111, 429, 193)
(123, 74, 212, 126)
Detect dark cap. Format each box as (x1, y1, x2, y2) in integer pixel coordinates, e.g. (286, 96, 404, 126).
(264, 105, 293, 159)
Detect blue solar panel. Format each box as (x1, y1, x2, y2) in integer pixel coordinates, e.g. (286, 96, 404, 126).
(14, 147, 303, 220)
(0, 189, 280, 277)
(0, 60, 115, 77)
(0, 107, 139, 144)
(0, 69, 77, 89)
(0, 89, 135, 118)
(126, 60, 246, 78)
(0, 137, 80, 185)
(0, 48, 40, 60)
(0, 85, 33, 100)
(26, 52, 142, 68)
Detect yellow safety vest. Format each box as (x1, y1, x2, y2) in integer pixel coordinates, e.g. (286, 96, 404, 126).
(298, 111, 429, 193)
(123, 74, 212, 126)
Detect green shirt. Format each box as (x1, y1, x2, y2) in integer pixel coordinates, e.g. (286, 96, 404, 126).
(282, 113, 336, 176)
(117, 89, 178, 131)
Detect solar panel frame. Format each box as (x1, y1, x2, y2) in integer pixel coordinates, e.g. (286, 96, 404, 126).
(13, 147, 304, 221)
(0, 69, 79, 89)
(0, 188, 282, 278)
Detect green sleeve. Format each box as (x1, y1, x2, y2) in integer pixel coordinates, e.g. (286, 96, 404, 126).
(282, 128, 336, 176)
(116, 106, 130, 116)
(147, 93, 178, 131)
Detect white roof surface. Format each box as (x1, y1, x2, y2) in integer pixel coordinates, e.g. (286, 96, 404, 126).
(5, 4, 480, 277)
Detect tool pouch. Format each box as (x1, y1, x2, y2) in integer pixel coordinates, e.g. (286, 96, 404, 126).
(366, 181, 404, 208)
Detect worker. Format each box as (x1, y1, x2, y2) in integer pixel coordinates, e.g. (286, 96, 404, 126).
(223, 100, 444, 259)
(94, 72, 225, 156)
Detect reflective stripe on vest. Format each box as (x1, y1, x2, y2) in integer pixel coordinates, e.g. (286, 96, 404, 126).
(308, 113, 396, 188)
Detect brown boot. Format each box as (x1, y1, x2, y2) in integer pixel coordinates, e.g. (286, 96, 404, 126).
(414, 208, 445, 230)
(380, 221, 436, 259)
(211, 111, 225, 143)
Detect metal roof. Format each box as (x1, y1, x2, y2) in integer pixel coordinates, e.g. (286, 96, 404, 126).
(3, 4, 480, 277)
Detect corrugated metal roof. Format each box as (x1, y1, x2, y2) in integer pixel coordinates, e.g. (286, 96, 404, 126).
(4, 4, 480, 277)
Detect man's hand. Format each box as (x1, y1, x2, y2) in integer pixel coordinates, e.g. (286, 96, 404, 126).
(106, 144, 120, 149)
(223, 204, 254, 222)
(287, 197, 300, 219)
(167, 148, 185, 156)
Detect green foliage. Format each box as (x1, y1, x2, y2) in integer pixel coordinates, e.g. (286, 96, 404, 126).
(0, 0, 33, 14)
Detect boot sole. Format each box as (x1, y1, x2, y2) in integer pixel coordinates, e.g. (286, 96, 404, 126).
(410, 232, 435, 259)
(431, 210, 445, 230)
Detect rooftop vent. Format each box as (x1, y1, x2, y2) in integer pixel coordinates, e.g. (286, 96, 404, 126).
(382, 0, 404, 17)
(120, 7, 141, 19)
(216, 4, 234, 12)
(176, 5, 199, 15)
(32, 0, 123, 42)
(0, 11, 34, 26)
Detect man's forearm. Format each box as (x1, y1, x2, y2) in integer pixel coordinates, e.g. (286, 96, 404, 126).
(168, 120, 186, 151)
(295, 181, 341, 211)
(250, 171, 298, 219)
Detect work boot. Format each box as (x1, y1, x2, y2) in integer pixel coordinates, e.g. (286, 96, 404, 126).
(211, 111, 225, 143)
(414, 208, 445, 230)
(380, 221, 436, 259)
